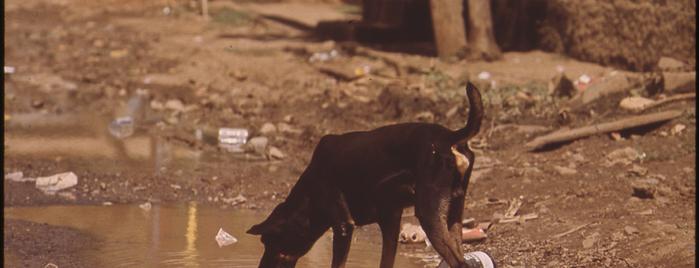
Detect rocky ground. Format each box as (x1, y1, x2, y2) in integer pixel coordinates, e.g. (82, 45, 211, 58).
(4, 0, 696, 267)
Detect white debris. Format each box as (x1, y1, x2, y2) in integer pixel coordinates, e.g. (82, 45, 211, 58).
(139, 202, 152, 211)
(619, 96, 654, 111)
(578, 74, 591, 84)
(5, 171, 35, 182)
(671, 124, 686, 135)
(35, 172, 78, 194)
(477, 71, 491, 80)
(4, 66, 16, 74)
(215, 228, 238, 247)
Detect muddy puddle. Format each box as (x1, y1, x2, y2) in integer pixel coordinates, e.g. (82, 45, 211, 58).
(5, 203, 425, 267)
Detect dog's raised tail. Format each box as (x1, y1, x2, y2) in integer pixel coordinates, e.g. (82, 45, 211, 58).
(450, 82, 483, 145)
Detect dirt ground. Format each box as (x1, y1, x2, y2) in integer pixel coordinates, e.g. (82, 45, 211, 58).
(4, 0, 696, 267)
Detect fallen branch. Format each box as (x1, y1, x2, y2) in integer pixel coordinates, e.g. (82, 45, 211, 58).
(552, 223, 590, 239)
(639, 93, 695, 112)
(526, 110, 683, 150)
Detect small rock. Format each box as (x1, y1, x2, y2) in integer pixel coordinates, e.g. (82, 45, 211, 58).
(606, 147, 641, 166)
(582, 232, 599, 249)
(628, 165, 648, 176)
(619, 96, 654, 111)
(610, 132, 623, 141)
(657, 57, 685, 71)
(259, 123, 277, 135)
(268, 146, 285, 159)
(624, 226, 639, 235)
(670, 124, 686, 135)
(548, 73, 576, 98)
(31, 99, 45, 108)
(150, 100, 165, 110)
(102, 201, 113, 206)
(246, 136, 269, 155)
(477, 71, 491, 80)
(554, 165, 577, 176)
(277, 122, 302, 134)
(283, 115, 294, 123)
(414, 111, 434, 122)
(165, 99, 185, 111)
(631, 181, 656, 199)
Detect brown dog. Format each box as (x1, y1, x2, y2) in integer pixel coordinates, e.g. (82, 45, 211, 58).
(248, 82, 483, 268)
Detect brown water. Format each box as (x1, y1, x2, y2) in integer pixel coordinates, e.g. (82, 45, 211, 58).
(5, 204, 427, 268)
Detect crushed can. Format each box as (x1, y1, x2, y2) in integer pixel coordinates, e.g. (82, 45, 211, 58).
(437, 251, 496, 268)
(218, 128, 249, 153)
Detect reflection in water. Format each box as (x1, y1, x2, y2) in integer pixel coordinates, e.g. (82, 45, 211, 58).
(4, 205, 424, 268)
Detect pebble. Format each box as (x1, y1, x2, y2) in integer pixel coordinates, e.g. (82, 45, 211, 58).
(619, 96, 654, 111)
(624, 226, 640, 235)
(268, 146, 285, 159)
(246, 136, 269, 154)
(259, 123, 277, 135)
(554, 165, 577, 176)
(165, 99, 185, 111)
(670, 124, 686, 135)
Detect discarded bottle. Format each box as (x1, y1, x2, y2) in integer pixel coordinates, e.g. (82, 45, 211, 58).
(218, 128, 249, 153)
(108, 92, 147, 139)
(108, 116, 135, 138)
(437, 251, 496, 268)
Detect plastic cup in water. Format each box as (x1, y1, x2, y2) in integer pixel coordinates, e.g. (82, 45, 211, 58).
(437, 251, 496, 268)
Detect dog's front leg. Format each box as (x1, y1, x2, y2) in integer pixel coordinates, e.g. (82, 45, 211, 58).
(377, 209, 402, 268)
(331, 223, 354, 268)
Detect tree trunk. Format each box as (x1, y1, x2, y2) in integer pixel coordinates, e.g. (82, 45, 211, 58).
(466, 0, 502, 61)
(430, 0, 468, 60)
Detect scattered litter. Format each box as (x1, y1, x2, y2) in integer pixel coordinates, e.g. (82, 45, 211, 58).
(552, 223, 590, 239)
(437, 251, 496, 268)
(219, 128, 249, 153)
(354, 65, 371, 76)
(108, 116, 135, 139)
(619, 96, 654, 111)
(309, 50, 339, 63)
(222, 194, 247, 206)
(44, 263, 58, 268)
(498, 213, 539, 224)
(461, 228, 487, 242)
(215, 228, 238, 247)
(4, 66, 16, 74)
(399, 223, 426, 243)
(35, 172, 78, 194)
(170, 184, 182, 190)
(504, 197, 522, 218)
(139, 202, 152, 211)
(462, 218, 476, 228)
(5, 171, 35, 182)
(671, 124, 686, 135)
(477, 71, 491, 80)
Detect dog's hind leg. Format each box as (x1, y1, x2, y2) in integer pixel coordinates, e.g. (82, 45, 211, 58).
(377, 208, 402, 268)
(331, 223, 354, 268)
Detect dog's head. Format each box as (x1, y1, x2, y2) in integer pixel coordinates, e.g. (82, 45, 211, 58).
(247, 198, 315, 267)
